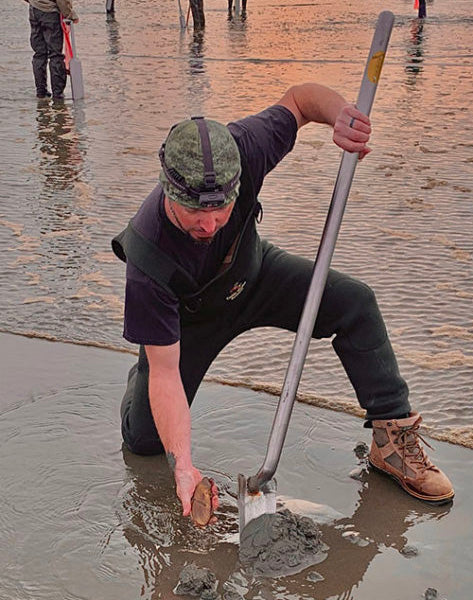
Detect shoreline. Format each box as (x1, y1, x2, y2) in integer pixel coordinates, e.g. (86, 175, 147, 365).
(1, 328, 471, 449)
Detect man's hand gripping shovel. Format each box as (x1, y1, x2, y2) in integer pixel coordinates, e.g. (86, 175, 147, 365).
(237, 11, 395, 538)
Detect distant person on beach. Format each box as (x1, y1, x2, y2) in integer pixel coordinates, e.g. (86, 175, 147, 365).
(112, 82, 454, 522)
(25, 0, 79, 99)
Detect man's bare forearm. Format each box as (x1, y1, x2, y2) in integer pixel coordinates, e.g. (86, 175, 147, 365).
(148, 368, 193, 471)
(278, 82, 372, 157)
(145, 343, 206, 515)
(278, 82, 348, 129)
(144, 343, 193, 472)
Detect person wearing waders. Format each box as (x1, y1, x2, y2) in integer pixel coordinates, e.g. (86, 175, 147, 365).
(112, 83, 454, 523)
(25, 0, 79, 99)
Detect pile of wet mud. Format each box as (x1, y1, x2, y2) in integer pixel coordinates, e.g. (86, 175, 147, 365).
(174, 563, 219, 599)
(238, 508, 328, 578)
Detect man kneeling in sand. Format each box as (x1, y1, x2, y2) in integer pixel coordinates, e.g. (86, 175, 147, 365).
(113, 82, 454, 522)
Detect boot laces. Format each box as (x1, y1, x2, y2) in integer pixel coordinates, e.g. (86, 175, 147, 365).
(395, 418, 435, 478)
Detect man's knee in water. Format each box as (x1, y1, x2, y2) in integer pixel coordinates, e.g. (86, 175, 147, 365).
(332, 276, 388, 352)
(120, 363, 165, 456)
(121, 417, 165, 456)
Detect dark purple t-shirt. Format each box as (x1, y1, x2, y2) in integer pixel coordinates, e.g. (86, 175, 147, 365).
(123, 104, 298, 346)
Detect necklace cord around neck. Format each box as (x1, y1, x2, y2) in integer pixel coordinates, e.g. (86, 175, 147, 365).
(168, 199, 187, 233)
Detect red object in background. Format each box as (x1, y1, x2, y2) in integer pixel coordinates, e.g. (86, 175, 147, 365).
(414, 0, 419, 9)
(60, 17, 73, 74)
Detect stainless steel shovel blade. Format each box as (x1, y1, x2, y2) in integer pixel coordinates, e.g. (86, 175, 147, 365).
(238, 474, 277, 536)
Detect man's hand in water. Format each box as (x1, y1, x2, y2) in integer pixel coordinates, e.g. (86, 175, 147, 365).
(174, 465, 219, 523)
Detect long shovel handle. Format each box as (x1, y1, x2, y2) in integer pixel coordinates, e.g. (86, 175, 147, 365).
(69, 21, 78, 56)
(177, 0, 186, 29)
(63, 19, 77, 57)
(247, 11, 395, 494)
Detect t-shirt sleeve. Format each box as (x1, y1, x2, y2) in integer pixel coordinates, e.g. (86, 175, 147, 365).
(123, 262, 180, 346)
(227, 104, 298, 195)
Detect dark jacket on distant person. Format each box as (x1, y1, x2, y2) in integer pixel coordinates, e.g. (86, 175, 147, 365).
(27, 0, 78, 21)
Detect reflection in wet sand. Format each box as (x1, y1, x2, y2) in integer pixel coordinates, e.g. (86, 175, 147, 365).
(106, 13, 121, 57)
(405, 18, 425, 84)
(311, 471, 451, 600)
(35, 102, 84, 193)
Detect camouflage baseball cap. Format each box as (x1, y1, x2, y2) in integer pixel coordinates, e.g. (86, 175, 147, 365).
(159, 117, 241, 208)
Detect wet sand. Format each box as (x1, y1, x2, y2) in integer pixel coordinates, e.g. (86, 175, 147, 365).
(1, 331, 472, 599)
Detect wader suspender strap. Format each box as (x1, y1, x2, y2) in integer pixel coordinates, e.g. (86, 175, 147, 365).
(112, 200, 260, 301)
(111, 221, 199, 299)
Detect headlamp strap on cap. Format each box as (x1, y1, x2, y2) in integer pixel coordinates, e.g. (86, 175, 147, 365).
(159, 117, 241, 208)
(192, 116, 216, 191)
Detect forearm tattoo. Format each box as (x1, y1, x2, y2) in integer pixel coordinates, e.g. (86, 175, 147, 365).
(166, 451, 177, 473)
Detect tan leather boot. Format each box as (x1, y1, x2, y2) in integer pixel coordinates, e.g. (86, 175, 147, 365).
(368, 412, 454, 504)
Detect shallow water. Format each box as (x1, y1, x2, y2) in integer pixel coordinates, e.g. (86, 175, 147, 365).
(1, 332, 472, 600)
(1, 0, 472, 447)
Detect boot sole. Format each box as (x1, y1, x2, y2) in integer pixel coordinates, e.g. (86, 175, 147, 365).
(368, 458, 455, 505)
